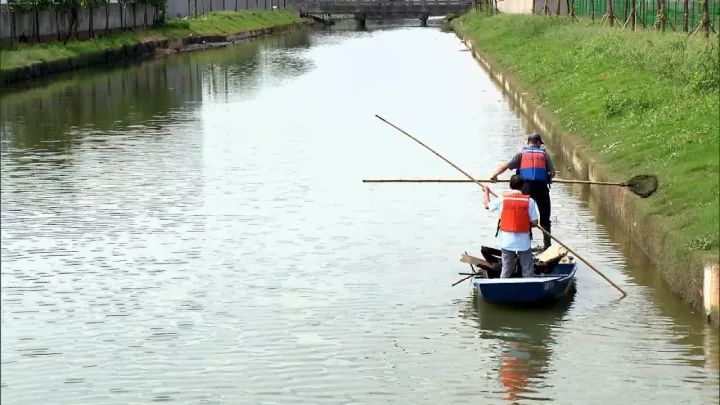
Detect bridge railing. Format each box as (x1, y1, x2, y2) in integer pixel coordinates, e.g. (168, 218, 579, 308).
(299, 0, 473, 9)
(302, 0, 470, 4)
(300, 0, 473, 12)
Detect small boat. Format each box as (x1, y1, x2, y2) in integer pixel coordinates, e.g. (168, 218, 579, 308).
(460, 244, 577, 304)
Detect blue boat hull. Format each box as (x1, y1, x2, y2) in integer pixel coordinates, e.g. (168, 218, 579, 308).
(473, 263, 577, 304)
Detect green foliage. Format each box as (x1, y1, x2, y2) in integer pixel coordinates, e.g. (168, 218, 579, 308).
(602, 91, 652, 119)
(687, 232, 719, 251)
(157, 10, 299, 37)
(82, 0, 108, 9)
(440, 20, 453, 32)
(8, 0, 53, 12)
(7, 0, 109, 15)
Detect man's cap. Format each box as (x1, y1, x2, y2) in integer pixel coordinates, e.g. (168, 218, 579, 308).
(528, 133, 544, 144)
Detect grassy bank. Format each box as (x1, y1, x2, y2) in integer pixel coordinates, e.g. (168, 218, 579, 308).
(453, 12, 719, 306)
(0, 10, 302, 72)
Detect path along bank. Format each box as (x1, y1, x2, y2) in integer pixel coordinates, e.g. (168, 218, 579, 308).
(0, 10, 307, 85)
(453, 11, 719, 320)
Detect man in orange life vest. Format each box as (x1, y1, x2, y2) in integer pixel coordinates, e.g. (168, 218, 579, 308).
(483, 175, 539, 278)
(489, 133, 555, 250)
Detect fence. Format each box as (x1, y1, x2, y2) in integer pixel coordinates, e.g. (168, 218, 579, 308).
(0, 0, 299, 44)
(572, 0, 720, 31)
(531, 0, 570, 13)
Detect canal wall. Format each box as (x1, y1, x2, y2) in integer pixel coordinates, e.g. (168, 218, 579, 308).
(454, 27, 720, 324)
(0, 20, 310, 85)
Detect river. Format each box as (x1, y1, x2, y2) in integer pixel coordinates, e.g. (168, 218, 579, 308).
(1, 22, 718, 404)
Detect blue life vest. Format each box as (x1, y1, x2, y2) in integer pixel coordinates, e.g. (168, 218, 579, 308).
(517, 146, 548, 182)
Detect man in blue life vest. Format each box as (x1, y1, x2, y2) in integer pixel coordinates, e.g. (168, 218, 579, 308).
(483, 175, 539, 278)
(489, 133, 555, 250)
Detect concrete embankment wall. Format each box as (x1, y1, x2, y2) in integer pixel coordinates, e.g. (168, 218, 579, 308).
(456, 29, 720, 324)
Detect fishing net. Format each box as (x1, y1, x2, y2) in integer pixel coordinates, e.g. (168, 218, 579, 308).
(625, 175, 658, 198)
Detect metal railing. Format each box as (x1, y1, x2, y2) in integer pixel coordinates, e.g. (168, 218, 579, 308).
(300, 0, 473, 13)
(572, 0, 719, 32)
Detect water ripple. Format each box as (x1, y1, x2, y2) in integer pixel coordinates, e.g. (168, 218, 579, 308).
(1, 26, 718, 405)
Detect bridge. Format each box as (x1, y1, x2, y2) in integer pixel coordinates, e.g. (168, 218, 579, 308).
(299, 0, 475, 27)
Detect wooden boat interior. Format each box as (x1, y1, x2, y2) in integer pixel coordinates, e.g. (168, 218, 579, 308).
(460, 244, 572, 279)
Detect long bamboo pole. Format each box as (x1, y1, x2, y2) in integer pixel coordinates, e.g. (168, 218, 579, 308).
(536, 225, 627, 297)
(374, 115, 498, 197)
(363, 178, 629, 186)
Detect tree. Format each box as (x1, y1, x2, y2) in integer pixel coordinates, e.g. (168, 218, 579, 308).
(61, 0, 79, 44)
(131, 0, 137, 28)
(10, 0, 53, 42)
(701, 0, 710, 37)
(105, 0, 109, 33)
(149, 0, 166, 25)
(81, 0, 108, 38)
(118, 0, 125, 28)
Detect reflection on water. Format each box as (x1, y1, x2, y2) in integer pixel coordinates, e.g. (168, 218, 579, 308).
(1, 24, 719, 404)
(460, 296, 573, 402)
(0, 29, 312, 153)
(1, 63, 203, 152)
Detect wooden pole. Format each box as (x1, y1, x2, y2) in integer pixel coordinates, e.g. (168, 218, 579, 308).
(452, 273, 475, 286)
(661, 0, 666, 31)
(536, 225, 627, 297)
(34, 8, 40, 42)
(10, 8, 15, 45)
(89, 5, 94, 39)
(702, 0, 710, 37)
(362, 176, 658, 198)
(624, 0, 628, 22)
(374, 115, 498, 198)
(641, 0, 645, 26)
(631, 0, 636, 29)
(683, 0, 688, 31)
(363, 178, 631, 187)
(452, 251, 481, 286)
(691, 0, 694, 29)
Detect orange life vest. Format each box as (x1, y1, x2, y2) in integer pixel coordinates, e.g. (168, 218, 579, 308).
(500, 345, 531, 401)
(499, 193, 531, 233)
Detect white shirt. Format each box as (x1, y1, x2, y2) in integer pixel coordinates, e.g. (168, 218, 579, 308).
(489, 190, 539, 252)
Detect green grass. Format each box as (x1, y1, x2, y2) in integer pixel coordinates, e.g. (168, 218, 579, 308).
(1, 31, 141, 71)
(0, 10, 301, 72)
(454, 12, 719, 305)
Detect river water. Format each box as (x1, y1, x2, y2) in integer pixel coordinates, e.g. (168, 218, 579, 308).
(1, 23, 718, 404)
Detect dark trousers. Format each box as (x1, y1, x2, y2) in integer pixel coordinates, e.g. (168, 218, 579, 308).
(522, 181, 551, 249)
